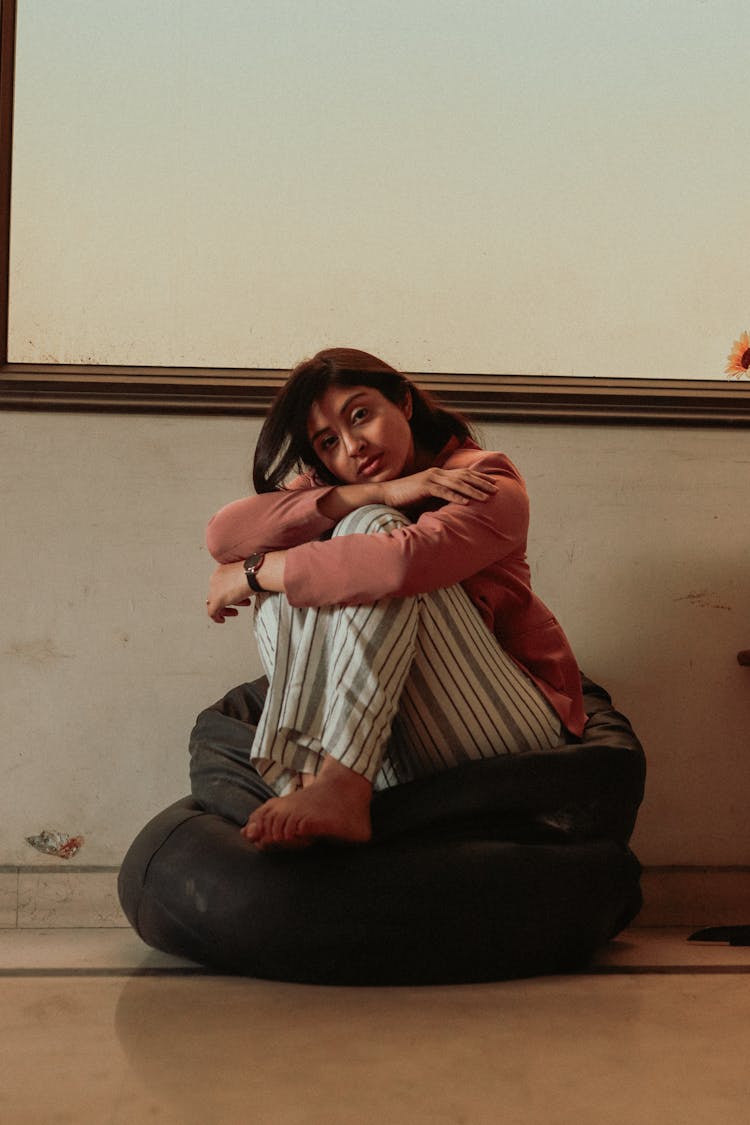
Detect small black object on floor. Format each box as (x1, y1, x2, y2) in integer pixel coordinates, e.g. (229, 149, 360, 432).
(688, 926, 750, 946)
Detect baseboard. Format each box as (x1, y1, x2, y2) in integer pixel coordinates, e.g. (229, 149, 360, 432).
(0, 868, 126, 929)
(1, 864, 749, 930)
(636, 867, 750, 927)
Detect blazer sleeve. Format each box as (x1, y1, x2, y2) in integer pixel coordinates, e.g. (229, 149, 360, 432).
(283, 453, 530, 607)
(205, 475, 338, 562)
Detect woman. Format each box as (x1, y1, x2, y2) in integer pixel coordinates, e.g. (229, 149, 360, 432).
(204, 347, 586, 850)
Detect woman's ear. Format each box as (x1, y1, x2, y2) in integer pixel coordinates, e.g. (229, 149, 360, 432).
(402, 389, 413, 420)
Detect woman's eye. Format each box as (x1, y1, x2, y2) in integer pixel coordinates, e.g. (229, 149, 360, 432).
(320, 434, 338, 452)
(351, 407, 368, 424)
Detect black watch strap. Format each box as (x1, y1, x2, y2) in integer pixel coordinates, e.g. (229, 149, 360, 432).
(243, 553, 266, 593)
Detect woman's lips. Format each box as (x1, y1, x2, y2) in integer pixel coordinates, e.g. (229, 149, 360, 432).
(358, 454, 384, 478)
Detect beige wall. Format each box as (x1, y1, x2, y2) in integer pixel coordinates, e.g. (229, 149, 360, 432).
(2, 411, 749, 867)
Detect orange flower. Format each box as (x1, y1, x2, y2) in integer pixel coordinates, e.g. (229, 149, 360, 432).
(726, 331, 750, 378)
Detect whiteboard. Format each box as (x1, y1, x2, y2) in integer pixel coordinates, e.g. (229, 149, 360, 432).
(8, 0, 750, 379)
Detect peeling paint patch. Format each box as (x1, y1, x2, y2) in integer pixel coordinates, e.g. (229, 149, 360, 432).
(26, 830, 84, 859)
(674, 590, 732, 611)
(5, 638, 73, 664)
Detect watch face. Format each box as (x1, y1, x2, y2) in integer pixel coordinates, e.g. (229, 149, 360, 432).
(244, 553, 265, 592)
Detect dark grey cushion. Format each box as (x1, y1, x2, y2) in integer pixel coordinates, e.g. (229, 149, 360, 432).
(118, 675, 645, 984)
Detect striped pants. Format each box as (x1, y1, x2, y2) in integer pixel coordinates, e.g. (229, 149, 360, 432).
(250, 505, 563, 797)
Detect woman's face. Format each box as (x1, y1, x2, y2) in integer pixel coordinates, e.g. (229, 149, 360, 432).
(307, 384, 416, 484)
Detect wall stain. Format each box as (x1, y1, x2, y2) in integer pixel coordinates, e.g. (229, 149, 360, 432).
(5, 638, 74, 663)
(674, 590, 732, 611)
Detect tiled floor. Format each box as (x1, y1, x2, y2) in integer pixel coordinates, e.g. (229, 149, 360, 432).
(1, 928, 749, 1124)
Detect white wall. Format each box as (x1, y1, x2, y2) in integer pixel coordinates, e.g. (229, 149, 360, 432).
(2, 410, 749, 867)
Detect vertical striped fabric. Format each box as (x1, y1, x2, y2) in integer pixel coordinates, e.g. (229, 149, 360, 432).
(251, 505, 562, 795)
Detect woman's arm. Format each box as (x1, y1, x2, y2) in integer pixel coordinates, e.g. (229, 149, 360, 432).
(206, 484, 337, 563)
(206, 468, 498, 562)
(283, 454, 530, 608)
(205, 465, 500, 620)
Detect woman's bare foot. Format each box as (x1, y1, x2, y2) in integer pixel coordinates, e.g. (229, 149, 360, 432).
(241, 757, 373, 850)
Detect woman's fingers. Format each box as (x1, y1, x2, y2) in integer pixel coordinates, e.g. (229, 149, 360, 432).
(434, 469, 497, 503)
(207, 603, 244, 623)
(381, 467, 497, 508)
(460, 470, 497, 489)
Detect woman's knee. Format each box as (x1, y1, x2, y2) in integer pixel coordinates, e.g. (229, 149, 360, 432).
(332, 504, 411, 538)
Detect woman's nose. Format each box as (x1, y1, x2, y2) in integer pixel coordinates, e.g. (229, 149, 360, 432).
(343, 431, 365, 456)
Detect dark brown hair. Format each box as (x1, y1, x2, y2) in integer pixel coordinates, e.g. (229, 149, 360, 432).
(253, 347, 475, 493)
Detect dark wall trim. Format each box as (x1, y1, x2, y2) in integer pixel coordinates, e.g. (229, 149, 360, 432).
(1, 1, 748, 427)
(0, 0, 16, 364)
(1, 363, 749, 425)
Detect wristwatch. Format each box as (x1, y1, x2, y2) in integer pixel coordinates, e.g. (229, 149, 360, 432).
(243, 553, 266, 593)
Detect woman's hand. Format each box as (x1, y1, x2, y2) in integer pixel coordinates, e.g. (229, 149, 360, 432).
(206, 562, 253, 623)
(207, 550, 288, 621)
(380, 467, 498, 510)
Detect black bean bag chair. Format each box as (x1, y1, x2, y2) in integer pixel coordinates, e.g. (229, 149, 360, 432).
(118, 675, 645, 984)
